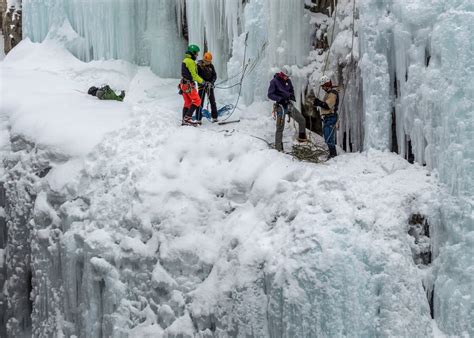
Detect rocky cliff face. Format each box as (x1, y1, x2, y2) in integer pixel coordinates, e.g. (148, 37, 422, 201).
(1, 1, 22, 54)
(305, 0, 336, 16)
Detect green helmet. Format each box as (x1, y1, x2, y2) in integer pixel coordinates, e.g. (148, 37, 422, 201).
(187, 44, 200, 54)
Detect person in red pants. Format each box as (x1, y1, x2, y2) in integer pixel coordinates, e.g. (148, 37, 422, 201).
(180, 44, 209, 125)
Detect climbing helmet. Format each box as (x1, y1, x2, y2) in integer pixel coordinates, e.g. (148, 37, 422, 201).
(187, 44, 200, 55)
(319, 75, 331, 87)
(203, 52, 213, 62)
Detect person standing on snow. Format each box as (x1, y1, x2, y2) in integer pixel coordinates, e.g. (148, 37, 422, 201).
(196, 52, 218, 123)
(313, 75, 339, 159)
(180, 44, 210, 126)
(267, 67, 308, 152)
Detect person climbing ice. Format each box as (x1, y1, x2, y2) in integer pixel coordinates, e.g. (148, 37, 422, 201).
(196, 52, 218, 124)
(313, 75, 339, 159)
(179, 44, 210, 126)
(88, 85, 125, 102)
(267, 66, 308, 152)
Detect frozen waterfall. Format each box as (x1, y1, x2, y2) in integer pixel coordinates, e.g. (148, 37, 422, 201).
(22, 0, 311, 102)
(22, 0, 187, 78)
(1, 0, 472, 337)
(358, 0, 473, 334)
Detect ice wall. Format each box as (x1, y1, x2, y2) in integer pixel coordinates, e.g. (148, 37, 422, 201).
(22, 0, 311, 102)
(358, 0, 473, 335)
(182, 0, 241, 76)
(229, 0, 311, 105)
(22, 0, 187, 78)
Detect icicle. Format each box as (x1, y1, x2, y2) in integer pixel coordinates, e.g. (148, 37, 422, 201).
(22, 0, 187, 77)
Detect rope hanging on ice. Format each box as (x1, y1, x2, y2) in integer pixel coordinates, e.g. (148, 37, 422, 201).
(218, 31, 250, 123)
(214, 40, 267, 89)
(309, 0, 357, 150)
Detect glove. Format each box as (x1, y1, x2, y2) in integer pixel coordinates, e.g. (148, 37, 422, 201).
(290, 94, 296, 102)
(277, 98, 289, 106)
(313, 98, 324, 107)
(272, 103, 279, 119)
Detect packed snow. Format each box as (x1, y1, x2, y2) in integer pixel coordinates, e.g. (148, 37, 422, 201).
(0, 37, 451, 337)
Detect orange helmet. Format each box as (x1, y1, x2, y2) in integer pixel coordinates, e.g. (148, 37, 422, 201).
(203, 52, 213, 62)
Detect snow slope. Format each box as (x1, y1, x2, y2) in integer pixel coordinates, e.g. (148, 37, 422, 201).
(0, 39, 450, 337)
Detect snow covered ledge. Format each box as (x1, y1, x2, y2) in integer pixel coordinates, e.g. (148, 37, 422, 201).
(0, 40, 450, 336)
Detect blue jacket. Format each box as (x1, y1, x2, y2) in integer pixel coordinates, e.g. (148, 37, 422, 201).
(267, 74, 295, 106)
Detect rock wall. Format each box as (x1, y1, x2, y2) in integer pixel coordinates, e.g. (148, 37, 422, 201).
(305, 0, 336, 16)
(0, 0, 6, 30)
(2, 1, 22, 54)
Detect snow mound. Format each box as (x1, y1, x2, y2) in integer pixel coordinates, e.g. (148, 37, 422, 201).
(0, 31, 458, 337)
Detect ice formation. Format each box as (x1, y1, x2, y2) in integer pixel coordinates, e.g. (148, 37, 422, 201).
(22, 0, 187, 78)
(358, 1, 473, 333)
(22, 0, 311, 104)
(0, 0, 472, 337)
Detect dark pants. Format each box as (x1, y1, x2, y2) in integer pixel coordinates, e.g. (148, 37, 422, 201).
(275, 103, 306, 151)
(323, 113, 338, 153)
(197, 87, 218, 120)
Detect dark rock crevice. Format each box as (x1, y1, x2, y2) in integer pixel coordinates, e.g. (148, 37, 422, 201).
(408, 213, 434, 318)
(2, 3, 22, 55)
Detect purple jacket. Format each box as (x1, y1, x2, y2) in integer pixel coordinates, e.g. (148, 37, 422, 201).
(267, 73, 295, 105)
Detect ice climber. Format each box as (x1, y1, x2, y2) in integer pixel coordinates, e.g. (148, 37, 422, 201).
(88, 85, 125, 102)
(197, 52, 218, 123)
(313, 75, 339, 159)
(180, 44, 208, 126)
(267, 66, 308, 152)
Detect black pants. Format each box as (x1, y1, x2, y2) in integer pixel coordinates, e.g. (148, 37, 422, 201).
(197, 87, 218, 120)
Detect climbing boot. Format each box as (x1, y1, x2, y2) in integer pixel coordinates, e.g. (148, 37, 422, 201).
(327, 147, 337, 160)
(182, 115, 197, 126)
(296, 133, 308, 143)
(187, 104, 199, 118)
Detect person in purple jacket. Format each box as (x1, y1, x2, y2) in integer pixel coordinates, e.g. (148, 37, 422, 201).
(267, 67, 308, 152)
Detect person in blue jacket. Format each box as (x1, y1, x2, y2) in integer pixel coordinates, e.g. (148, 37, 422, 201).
(267, 67, 307, 152)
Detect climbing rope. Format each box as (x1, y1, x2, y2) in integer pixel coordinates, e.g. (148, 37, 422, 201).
(306, 1, 339, 147)
(214, 41, 267, 89)
(289, 143, 328, 163)
(311, 0, 357, 152)
(219, 32, 250, 123)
